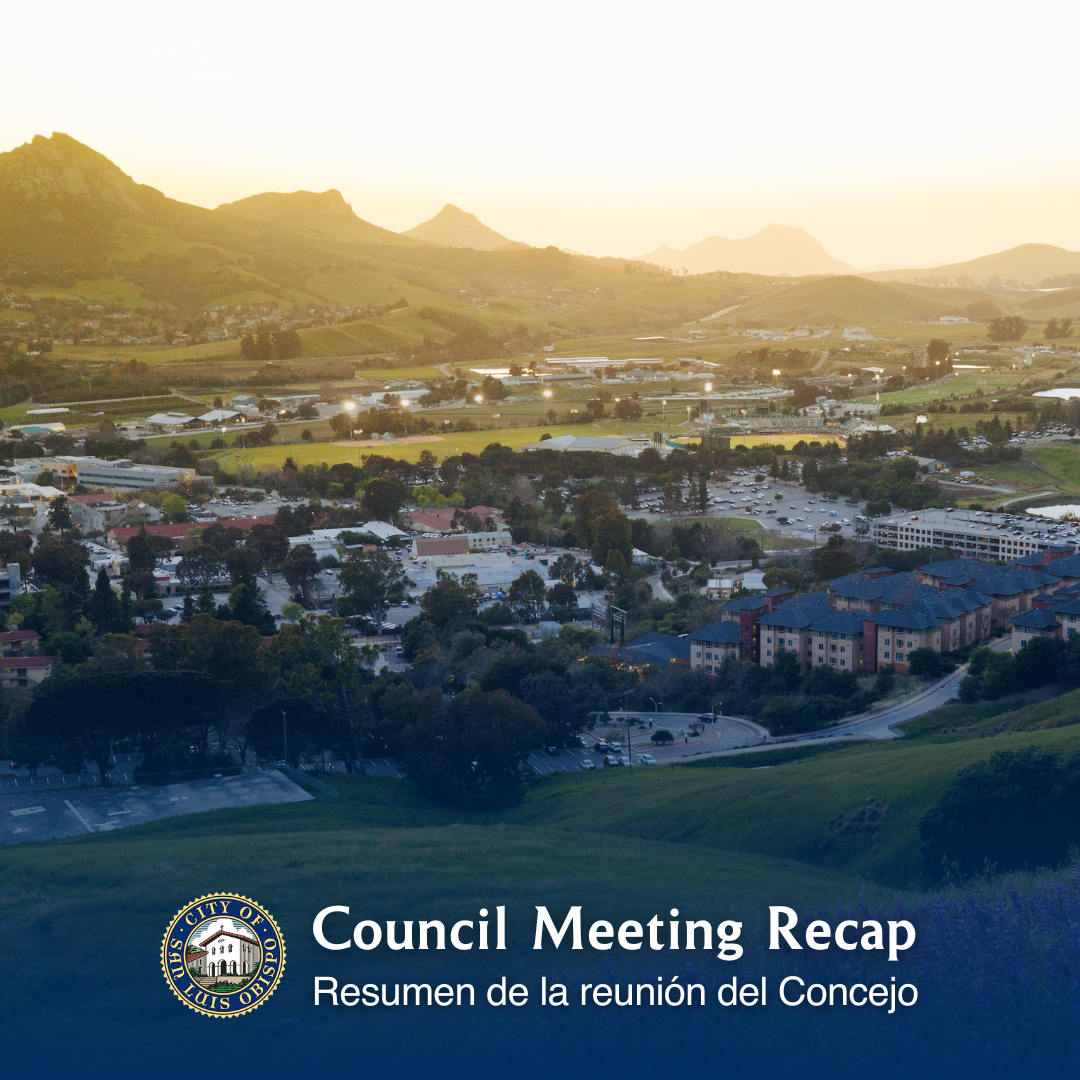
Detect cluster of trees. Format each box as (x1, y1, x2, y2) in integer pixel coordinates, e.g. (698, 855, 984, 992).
(240, 328, 302, 362)
(755, 657, 893, 735)
(1044, 318, 1073, 339)
(958, 636, 1079, 702)
(802, 452, 947, 512)
(988, 317, 1028, 342)
(920, 746, 1080, 879)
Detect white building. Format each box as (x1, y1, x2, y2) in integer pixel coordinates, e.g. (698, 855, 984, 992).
(519, 434, 646, 456)
(187, 919, 262, 981)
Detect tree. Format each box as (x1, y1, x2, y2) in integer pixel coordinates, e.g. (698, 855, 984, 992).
(546, 581, 577, 609)
(162, 494, 188, 523)
(47, 495, 72, 535)
(125, 527, 158, 573)
(762, 566, 810, 593)
(396, 688, 546, 808)
(248, 524, 289, 582)
(339, 549, 407, 628)
(509, 570, 548, 622)
(420, 573, 484, 629)
(223, 582, 276, 635)
(865, 499, 891, 518)
(1045, 317, 1073, 339)
(919, 747, 1080, 879)
(810, 537, 859, 582)
(588, 508, 633, 567)
(926, 338, 951, 369)
(519, 671, 601, 746)
(89, 567, 127, 635)
(651, 728, 674, 744)
(225, 546, 263, 590)
(31, 537, 89, 588)
(361, 478, 408, 523)
(282, 543, 321, 602)
(177, 545, 225, 589)
(550, 553, 582, 586)
(988, 316, 1028, 342)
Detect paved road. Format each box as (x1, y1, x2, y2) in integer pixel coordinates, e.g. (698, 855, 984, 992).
(779, 636, 1012, 744)
(0, 770, 312, 847)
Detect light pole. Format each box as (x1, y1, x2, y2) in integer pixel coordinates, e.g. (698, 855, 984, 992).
(281, 709, 288, 767)
(614, 397, 620, 434)
(661, 399, 667, 440)
(570, 408, 579, 425)
(401, 399, 409, 437)
(474, 394, 483, 431)
(492, 413, 501, 432)
(704, 382, 712, 431)
(771, 369, 781, 417)
(875, 373, 881, 402)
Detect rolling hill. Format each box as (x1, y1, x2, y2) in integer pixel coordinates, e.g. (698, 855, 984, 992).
(730, 275, 992, 327)
(215, 189, 412, 245)
(403, 203, 526, 250)
(863, 243, 1080, 288)
(639, 224, 856, 277)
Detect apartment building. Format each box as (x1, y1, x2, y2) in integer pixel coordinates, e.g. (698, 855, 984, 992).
(688, 622, 743, 673)
(717, 589, 793, 663)
(758, 594, 866, 674)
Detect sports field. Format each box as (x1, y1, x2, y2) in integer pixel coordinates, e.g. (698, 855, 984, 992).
(211, 424, 614, 467)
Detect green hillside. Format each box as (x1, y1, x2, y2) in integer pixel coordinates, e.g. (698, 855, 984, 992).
(216, 189, 415, 246)
(732, 275, 990, 327)
(865, 243, 1080, 287)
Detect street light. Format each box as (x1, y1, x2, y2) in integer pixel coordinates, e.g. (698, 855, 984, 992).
(704, 382, 712, 430)
(474, 394, 483, 432)
(875, 372, 881, 402)
(614, 397, 620, 434)
(661, 399, 667, 439)
(542, 389, 553, 400)
(401, 399, 409, 436)
(492, 413, 501, 432)
(771, 369, 781, 417)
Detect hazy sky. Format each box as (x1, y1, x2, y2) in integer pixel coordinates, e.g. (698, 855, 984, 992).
(5, 1, 1080, 268)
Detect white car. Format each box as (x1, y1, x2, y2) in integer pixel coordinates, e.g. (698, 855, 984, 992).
(637, 754, 658, 765)
(579, 759, 596, 771)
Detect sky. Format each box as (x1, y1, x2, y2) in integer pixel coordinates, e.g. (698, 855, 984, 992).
(4, 0, 1080, 269)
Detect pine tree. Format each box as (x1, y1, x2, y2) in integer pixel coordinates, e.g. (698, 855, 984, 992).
(181, 594, 196, 623)
(197, 584, 215, 614)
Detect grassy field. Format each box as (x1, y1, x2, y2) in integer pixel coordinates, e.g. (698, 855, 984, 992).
(852, 370, 1024, 406)
(1, 685, 1079, 1052)
(211, 425, 615, 467)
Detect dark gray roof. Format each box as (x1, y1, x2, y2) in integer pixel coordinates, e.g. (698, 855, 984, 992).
(1011, 608, 1061, 629)
(721, 594, 770, 612)
(759, 593, 865, 636)
(589, 632, 691, 665)
(689, 622, 743, 645)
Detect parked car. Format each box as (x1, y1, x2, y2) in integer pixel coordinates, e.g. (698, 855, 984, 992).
(637, 754, 658, 765)
(580, 759, 596, 771)
(593, 741, 611, 753)
(619, 756, 631, 767)
(400, 599, 410, 607)
(698, 712, 717, 722)
(543, 746, 560, 757)
(602, 755, 622, 768)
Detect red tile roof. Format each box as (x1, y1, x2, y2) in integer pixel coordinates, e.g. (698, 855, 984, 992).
(109, 516, 276, 544)
(0, 656, 53, 669)
(0, 630, 40, 643)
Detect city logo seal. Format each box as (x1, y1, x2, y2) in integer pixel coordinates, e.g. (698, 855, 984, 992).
(161, 893, 285, 1017)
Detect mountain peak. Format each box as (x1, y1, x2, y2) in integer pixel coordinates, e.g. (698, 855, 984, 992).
(404, 204, 522, 250)
(0, 131, 145, 219)
(637, 224, 855, 277)
(216, 188, 407, 245)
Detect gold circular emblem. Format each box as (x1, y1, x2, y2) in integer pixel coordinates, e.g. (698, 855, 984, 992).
(161, 893, 285, 1017)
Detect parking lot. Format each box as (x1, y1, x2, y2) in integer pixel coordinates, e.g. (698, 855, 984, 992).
(0, 770, 312, 846)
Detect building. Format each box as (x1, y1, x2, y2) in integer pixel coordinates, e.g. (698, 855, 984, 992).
(688, 622, 744, 672)
(198, 409, 244, 425)
(147, 412, 198, 430)
(0, 655, 55, 687)
(413, 536, 469, 558)
(590, 632, 691, 669)
(707, 574, 742, 599)
(0, 563, 21, 607)
(186, 920, 262, 981)
(11, 457, 197, 493)
(405, 505, 502, 533)
(68, 493, 161, 533)
(718, 589, 794, 662)
(518, 434, 646, 456)
(107, 516, 276, 551)
(405, 552, 551, 596)
(0, 629, 38, 656)
(758, 594, 866, 674)
(869, 513, 1048, 559)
